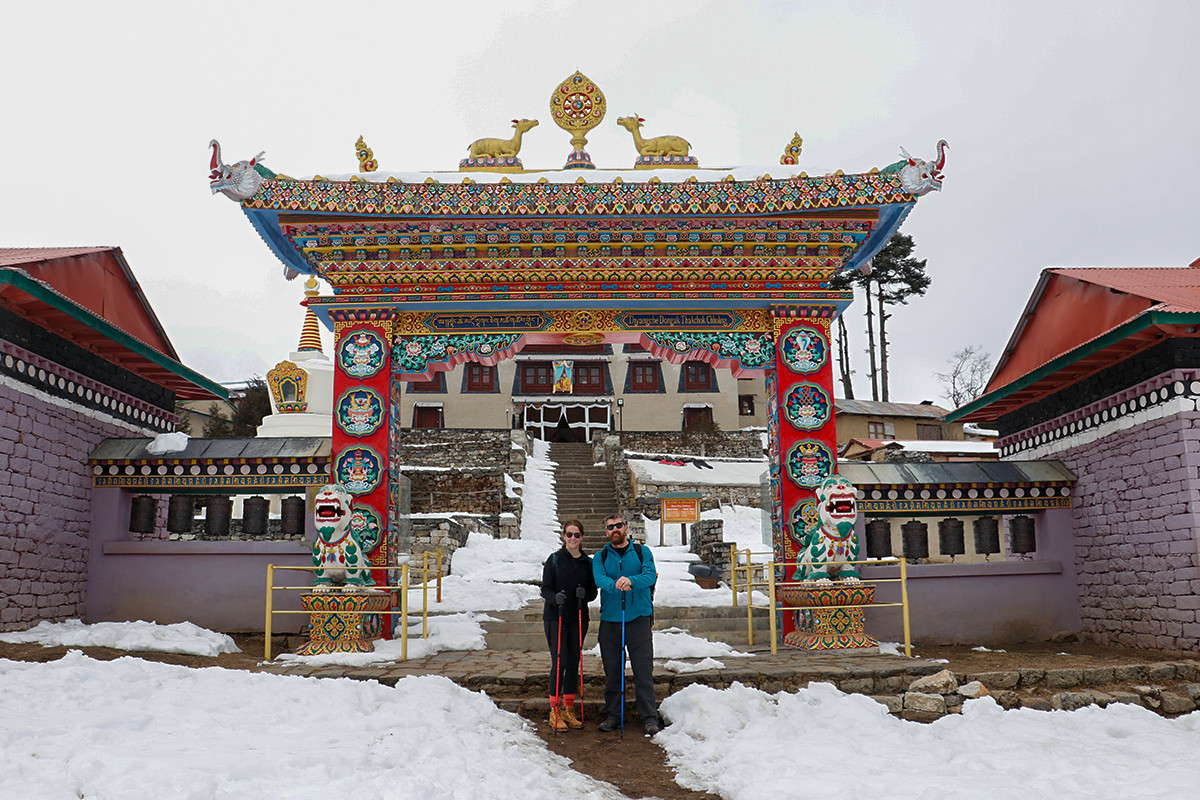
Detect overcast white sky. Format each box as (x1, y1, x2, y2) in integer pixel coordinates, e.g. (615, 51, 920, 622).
(3, 1, 1197, 406)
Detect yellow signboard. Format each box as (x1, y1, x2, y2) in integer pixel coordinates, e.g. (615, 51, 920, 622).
(662, 497, 701, 524)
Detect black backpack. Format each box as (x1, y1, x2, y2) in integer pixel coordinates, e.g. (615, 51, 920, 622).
(600, 543, 657, 601)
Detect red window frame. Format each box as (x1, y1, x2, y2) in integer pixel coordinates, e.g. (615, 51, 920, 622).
(683, 361, 713, 391)
(631, 363, 658, 392)
(520, 363, 553, 394)
(575, 364, 603, 394)
(466, 363, 495, 392)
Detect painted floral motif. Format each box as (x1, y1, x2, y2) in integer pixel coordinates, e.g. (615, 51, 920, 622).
(785, 440, 833, 489)
(788, 500, 819, 549)
(336, 388, 384, 437)
(779, 326, 827, 374)
(391, 333, 523, 374)
(334, 447, 383, 494)
(347, 503, 383, 556)
(641, 331, 774, 371)
(783, 382, 831, 431)
(338, 330, 385, 379)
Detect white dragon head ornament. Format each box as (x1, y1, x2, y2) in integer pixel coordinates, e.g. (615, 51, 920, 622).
(209, 139, 265, 201)
(898, 139, 948, 196)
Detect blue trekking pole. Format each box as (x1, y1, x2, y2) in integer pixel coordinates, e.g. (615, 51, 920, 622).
(620, 592, 626, 738)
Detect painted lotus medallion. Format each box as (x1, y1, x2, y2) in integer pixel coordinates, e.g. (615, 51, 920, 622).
(783, 382, 831, 431)
(338, 329, 385, 379)
(785, 440, 834, 489)
(779, 326, 827, 375)
(336, 388, 384, 438)
(334, 446, 383, 494)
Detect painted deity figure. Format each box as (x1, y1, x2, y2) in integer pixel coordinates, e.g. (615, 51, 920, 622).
(311, 483, 376, 591)
(796, 474, 861, 581)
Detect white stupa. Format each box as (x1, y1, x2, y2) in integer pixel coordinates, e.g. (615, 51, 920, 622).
(256, 277, 334, 438)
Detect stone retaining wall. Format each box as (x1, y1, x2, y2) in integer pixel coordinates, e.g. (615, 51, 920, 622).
(393, 429, 525, 527)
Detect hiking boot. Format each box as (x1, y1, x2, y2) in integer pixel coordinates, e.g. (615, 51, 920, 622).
(643, 718, 660, 736)
(560, 705, 583, 729)
(548, 706, 568, 732)
(598, 717, 619, 732)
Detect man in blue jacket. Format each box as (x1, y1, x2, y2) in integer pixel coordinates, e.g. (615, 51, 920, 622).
(592, 513, 659, 735)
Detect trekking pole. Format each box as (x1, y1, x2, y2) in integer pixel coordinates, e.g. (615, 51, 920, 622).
(620, 592, 626, 738)
(555, 596, 565, 736)
(576, 585, 586, 725)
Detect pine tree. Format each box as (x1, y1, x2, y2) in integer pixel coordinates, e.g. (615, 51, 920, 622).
(201, 403, 232, 438)
(231, 378, 272, 437)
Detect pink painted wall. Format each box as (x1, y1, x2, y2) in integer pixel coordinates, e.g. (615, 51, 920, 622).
(862, 509, 1081, 646)
(86, 488, 312, 633)
(0, 380, 133, 631)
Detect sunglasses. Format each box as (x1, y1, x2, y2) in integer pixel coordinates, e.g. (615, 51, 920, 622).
(605, 522, 625, 530)
(564, 531, 583, 539)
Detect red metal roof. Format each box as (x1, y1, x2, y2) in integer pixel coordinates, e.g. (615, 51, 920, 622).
(949, 262, 1200, 424)
(0, 249, 224, 401)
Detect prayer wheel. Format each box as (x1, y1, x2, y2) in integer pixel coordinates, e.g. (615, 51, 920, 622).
(973, 516, 1001, 558)
(204, 496, 233, 536)
(129, 495, 157, 534)
(167, 495, 195, 533)
(938, 518, 965, 558)
(1010, 515, 1037, 554)
(280, 496, 306, 535)
(865, 519, 892, 558)
(901, 519, 929, 560)
(242, 496, 269, 536)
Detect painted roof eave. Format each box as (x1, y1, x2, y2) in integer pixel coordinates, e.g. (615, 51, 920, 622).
(0, 269, 228, 401)
(947, 309, 1200, 423)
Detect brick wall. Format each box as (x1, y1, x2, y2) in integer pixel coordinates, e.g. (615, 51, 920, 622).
(1056, 409, 1200, 653)
(0, 378, 151, 631)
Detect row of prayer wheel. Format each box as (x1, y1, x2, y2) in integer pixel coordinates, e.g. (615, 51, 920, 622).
(128, 494, 307, 536)
(864, 515, 1037, 560)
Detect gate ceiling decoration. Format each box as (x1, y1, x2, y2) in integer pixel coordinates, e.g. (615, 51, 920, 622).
(213, 74, 943, 638)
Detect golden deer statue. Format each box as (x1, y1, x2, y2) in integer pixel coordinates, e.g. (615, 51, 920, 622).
(467, 119, 539, 159)
(616, 116, 691, 158)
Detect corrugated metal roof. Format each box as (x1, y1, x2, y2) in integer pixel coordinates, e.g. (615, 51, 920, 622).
(834, 399, 951, 418)
(1053, 267, 1200, 312)
(0, 247, 113, 267)
(839, 460, 1075, 486)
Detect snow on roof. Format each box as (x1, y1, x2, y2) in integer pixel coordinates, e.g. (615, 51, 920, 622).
(300, 164, 841, 187)
(628, 458, 768, 487)
(847, 438, 997, 454)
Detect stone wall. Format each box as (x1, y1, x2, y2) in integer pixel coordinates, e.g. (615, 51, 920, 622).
(392, 429, 525, 537)
(1052, 408, 1200, 653)
(690, 519, 729, 578)
(609, 430, 765, 460)
(0, 378, 151, 631)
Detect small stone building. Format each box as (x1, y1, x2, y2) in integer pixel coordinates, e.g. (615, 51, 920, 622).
(0, 248, 225, 631)
(950, 261, 1200, 652)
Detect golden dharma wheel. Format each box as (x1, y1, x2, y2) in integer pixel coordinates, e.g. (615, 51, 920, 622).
(551, 71, 606, 149)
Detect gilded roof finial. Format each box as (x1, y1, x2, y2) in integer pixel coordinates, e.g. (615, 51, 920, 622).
(551, 71, 606, 170)
(780, 133, 803, 166)
(355, 136, 378, 172)
(298, 277, 323, 353)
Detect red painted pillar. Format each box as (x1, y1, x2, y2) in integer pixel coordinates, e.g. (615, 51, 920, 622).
(330, 311, 394, 587)
(771, 307, 838, 641)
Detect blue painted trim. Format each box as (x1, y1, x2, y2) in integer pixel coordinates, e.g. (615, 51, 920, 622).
(243, 208, 314, 277)
(842, 203, 914, 273)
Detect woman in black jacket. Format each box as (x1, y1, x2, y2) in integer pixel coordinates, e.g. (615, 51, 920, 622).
(542, 519, 598, 730)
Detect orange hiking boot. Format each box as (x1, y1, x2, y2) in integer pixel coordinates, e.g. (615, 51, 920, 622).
(549, 705, 568, 732)
(560, 704, 583, 729)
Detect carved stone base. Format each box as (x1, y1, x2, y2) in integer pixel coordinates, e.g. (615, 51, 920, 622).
(634, 155, 699, 169)
(780, 583, 878, 650)
(297, 592, 390, 655)
(459, 156, 524, 172)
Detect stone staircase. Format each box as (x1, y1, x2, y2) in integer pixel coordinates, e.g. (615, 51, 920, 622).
(482, 600, 773, 651)
(549, 442, 619, 549)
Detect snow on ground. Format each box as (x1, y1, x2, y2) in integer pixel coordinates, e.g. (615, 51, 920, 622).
(657, 681, 1200, 800)
(0, 652, 627, 800)
(0, 619, 238, 657)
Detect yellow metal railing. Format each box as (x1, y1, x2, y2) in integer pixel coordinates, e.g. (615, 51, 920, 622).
(264, 549, 444, 661)
(729, 547, 912, 658)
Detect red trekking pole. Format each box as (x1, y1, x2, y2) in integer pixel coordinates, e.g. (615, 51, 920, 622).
(554, 596, 564, 735)
(578, 597, 585, 725)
